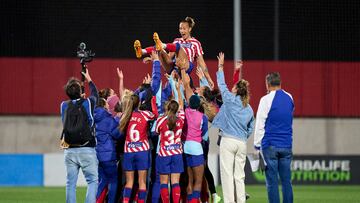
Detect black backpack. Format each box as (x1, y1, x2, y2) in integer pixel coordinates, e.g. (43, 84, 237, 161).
(62, 99, 94, 146)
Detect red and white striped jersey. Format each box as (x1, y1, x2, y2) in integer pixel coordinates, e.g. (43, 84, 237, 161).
(124, 110, 155, 153)
(173, 37, 204, 63)
(155, 110, 185, 157)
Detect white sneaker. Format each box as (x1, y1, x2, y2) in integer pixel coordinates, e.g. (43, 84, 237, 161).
(212, 193, 221, 203)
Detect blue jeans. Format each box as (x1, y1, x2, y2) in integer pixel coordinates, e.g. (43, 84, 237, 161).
(64, 147, 99, 203)
(263, 146, 293, 203)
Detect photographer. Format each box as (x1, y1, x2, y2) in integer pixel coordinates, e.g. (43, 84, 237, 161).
(60, 68, 99, 203)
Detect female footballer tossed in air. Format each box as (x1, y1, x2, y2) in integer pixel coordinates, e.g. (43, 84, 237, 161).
(133, 16, 215, 89)
(155, 82, 185, 203)
(119, 94, 158, 203)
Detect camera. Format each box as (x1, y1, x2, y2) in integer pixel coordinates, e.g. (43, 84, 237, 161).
(76, 42, 95, 64)
(76, 42, 95, 92)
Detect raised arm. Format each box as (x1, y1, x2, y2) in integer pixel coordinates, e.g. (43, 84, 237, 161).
(151, 96, 159, 118)
(150, 51, 162, 95)
(82, 68, 98, 107)
(166, 71, 178, 100)
(178, 58, 194, 104)
(176, 80, 184, 110)
(117, 68, 124, 99)
(196, 66, 210, 88)
(233, 60, 243, 86)
(216, 52, 234, 103)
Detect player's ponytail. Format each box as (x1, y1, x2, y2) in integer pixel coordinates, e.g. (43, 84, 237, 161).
(99, 88, 112, 100)
(119, 94, 139, 132)
(236, 79, 250, 107)
(166, 100, 179, 131)
(200, 97, 217, 122)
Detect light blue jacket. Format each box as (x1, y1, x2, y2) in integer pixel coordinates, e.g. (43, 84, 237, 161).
(212, 71, 255, 141)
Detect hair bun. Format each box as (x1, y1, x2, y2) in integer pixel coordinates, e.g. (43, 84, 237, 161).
(185, 16, 195, 28)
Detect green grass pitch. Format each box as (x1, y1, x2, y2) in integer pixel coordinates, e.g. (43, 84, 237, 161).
(0, 185, 359, 203)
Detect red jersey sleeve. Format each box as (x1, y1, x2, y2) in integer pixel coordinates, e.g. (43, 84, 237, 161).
(233, 69, 240, 86)
(151, 96, 159, 118)
(177, 110, 185, 121)
(191, 38, 204, 57)
(155, 116, 167, 134)
(140, 110, 155, 121)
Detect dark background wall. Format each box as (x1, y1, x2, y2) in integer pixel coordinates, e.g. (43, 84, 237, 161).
(242, 0, 360, 61)
(1, 0, 359, 60)
(1, 0, 359, 116)
(0, 0, 233, 59)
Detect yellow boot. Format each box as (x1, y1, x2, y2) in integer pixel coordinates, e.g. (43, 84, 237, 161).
(134, 40, 142, 58)
(153, 32, 163, 51)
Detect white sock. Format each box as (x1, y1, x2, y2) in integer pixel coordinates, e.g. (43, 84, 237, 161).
(212, 193, 220, 199)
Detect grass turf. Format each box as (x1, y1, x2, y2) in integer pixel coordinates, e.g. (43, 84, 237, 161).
(217, 185, 360, 203)
(0, 185, 359, 203)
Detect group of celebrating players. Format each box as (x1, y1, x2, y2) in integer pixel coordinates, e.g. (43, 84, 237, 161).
(93, 16, 249, 203)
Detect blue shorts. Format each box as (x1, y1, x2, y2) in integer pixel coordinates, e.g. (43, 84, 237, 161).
(172, 59, 194, 74)
(123, 151, 150, 171)
(185, 154, 204, 167)
(156, 154, 184, 174)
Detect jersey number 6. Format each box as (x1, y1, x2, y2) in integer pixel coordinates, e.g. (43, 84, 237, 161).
(129, 124, 140, 142)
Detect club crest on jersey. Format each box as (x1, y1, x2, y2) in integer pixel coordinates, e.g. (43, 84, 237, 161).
(180, 43, 192, 49)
